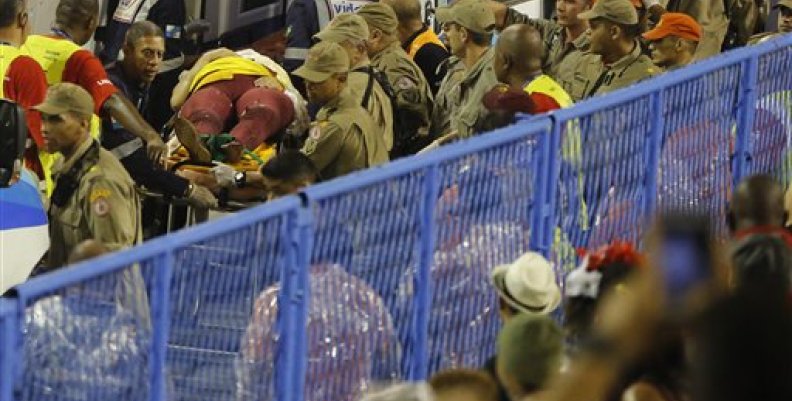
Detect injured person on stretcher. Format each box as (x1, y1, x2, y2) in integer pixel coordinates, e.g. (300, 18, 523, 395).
(166, 48, 310, 202)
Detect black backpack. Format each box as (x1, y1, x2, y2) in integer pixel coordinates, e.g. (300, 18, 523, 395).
(354, 66, 428, 159)
(0, 99, 27, 188)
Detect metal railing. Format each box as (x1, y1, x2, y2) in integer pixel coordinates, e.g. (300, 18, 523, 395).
(2, 33, 791, 401)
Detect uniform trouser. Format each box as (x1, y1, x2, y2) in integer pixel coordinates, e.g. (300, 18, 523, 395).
(179, 75, 295, 150)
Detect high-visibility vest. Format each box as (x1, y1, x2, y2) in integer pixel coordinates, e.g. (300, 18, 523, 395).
(522, 74, 573, 109)
(407, 29, 446, 59)
(190, 56, 279, 93)
(0, 44, 23, 98)
(21, 35, 103, 195)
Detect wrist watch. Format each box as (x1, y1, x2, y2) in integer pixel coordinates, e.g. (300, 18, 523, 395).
(234, 171, 247, 188)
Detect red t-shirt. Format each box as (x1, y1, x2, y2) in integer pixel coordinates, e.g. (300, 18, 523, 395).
(60, 46, 118, 114)
(4, 55, 47, 177)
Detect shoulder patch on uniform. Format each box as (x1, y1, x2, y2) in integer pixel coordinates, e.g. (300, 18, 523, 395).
(92, 196, 111, 217)
(396, 76, 416, 90)
(309, 121, 329, 139)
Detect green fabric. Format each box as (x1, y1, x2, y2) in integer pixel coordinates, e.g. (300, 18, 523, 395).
(199, 133, 265, 164)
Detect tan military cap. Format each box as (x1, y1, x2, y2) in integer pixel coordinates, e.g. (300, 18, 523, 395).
(357, 3, 399, 35)
(775, 0, 792, 10)
(34, 82, 94, 119)
(314, 13, 370, 43)
(435, 0, 496, 34)
(579, 0, 638, 25)
(293, 41, 351, 82)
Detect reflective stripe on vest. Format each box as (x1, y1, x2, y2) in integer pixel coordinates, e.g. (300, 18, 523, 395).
(407, 29, 446, 59)
(190, 57, 277, 92)
(523, 74, 573, 109)
(0, 45, 23, 98)
(21, 35, 102, 196)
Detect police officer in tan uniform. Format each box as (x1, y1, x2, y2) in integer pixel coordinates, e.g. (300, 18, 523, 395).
(568, 0, 657, 101)
(434, 0, 500, 140)
(644, 0, 728, 61)
(357, 2, 433, 157)
(295, 42, 388, 180)
(40, 83, 142, 269)
(38, 83, 149, 324)
(430, 56, 466, 140)
(314, 14, 394, 152)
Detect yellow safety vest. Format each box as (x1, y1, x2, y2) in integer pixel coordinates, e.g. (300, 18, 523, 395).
(407, 29, 446, 59)
(525, 75, 588, 234)
(190, 57, 278, 93)
(522, 74, 573, 109)
(21, 35, 102, 195)
(0, 44, 23, 98)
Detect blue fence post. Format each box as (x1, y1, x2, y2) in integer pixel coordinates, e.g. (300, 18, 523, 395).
(538, 118, 563, 258)
(409, 164, 440, 380)
(280, 205, 314, 401)
(644, 90, 665, 218)
(150, 250, 174, 401)
(734, 55, 760, 185)
(0, 300, 16, 401)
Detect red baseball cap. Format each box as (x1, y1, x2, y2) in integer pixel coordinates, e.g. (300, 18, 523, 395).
(642, 12, 702, 42)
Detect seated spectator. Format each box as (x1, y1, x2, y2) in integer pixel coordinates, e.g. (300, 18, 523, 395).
(564, 241, 643, 349)
(642, 13, 701, 71)
(430, 369, 499, 401)
(170, 47, 302, 152)
(210, 150, 320, 200)
(484, 252, 561, 401)
(496, 313, 563, 401)
(728, 175, 791, 243)
(749, 0, 792, 44)
(491, 252, 562, 321)
(237, 264, 401, 401)
(569, 0, 657, 101)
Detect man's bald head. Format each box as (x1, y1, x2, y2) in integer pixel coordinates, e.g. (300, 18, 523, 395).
(381, 0, 422, 22)
(730, 175, 786, 231)
(493, 24, 544, 83)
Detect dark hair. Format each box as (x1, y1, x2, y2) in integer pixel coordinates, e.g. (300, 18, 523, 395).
(430, 369, 499, 401)
(55, 0, 99, 28)
(732, 233, 792, 293)
(468, 30, 493, 46)
(260, 150, 319, 183)
(619, 22, 643, 39)
(0, 0, 23, 28)
(124, 20, 164, 47)
(692, 287, 792, 401)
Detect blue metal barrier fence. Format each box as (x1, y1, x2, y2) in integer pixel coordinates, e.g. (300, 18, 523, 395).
(1, 32, 791, 401)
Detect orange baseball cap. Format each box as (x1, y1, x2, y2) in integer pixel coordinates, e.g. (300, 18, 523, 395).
(642, 12, 702, 42)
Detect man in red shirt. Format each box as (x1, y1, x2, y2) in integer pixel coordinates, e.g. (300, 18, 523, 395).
(491, 24, 573, 114)
(21, 0, 167, 168)
(0, 0, 48, 178)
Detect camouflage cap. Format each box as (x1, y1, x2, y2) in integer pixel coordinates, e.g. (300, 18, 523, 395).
(314, 13, 370, 43)
(435, 0, 496, 34)
(293, 41, 351, 82)
(775, 0, 792, 9)
(579, 0, 638, 25)
(34, 83, 94, 119)
(357, 3, 399, 35)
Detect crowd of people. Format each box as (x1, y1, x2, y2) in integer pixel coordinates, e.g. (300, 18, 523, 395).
(1, 0, 790, 270)
(2, 0, 792, 399)
(367, 173, 791, 401)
